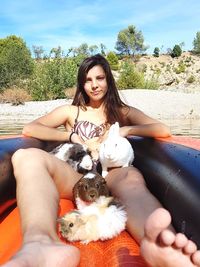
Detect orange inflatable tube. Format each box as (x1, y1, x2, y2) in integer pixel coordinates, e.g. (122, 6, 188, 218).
(0, 199, 146, 266)
(1, 135, 200, 266)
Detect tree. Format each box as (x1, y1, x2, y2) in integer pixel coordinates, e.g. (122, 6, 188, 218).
(32, 45, 44, 60)
(77, 43, 89, 56)
(171, 44, 182, 58)
(100, 43, 106, 55)
(89, 45, 98, 55)
(50, 46, 63, 58)
(106, 51, 119, 70)
(29, 58, 78, 100)
(115, 25, 147, 56)
(117, 60, 144, 89)
(179, 42, 185, 49)
(193, 32, 200, 54)
(0, 35, 33, 89)
(153, 47, 160, 57)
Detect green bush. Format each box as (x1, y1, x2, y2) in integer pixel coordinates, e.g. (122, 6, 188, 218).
(144, 75, 159, 89)
(117, 60, 159, 89)
(174, 61, 186, 74)
(193, 31, 200, 54)
(106, 52, 119, 70)
(0, 35, 33, 89)
(28, 58, 78, 100)
(153, 47, 160, 57)
(187, 75, 195, 83)
(166, 64, 171, 72)
(117, 61, 144, 89)
(171, 44, 182, 58)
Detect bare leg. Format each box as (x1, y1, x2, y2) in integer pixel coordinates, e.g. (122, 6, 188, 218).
(106, 167, 200, 267)
(106, 167, 162, 243)
(2, 148, 82, 267)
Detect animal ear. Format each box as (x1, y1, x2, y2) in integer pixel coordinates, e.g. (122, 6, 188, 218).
(57, 217, 65, 223)
(108, 123, 116, 138)
(77, 217, 86, 226)
(114, 122, 119, 133)
(111, 122, 119, 137)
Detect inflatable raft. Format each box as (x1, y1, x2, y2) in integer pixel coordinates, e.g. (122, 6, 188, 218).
(0, 135, 200, 266)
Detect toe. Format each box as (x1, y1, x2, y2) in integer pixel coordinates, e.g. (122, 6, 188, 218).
(174, 233, 188, 248)
(191, 250, 200, 266)
(159, 229, 175, 246)
(183, 240, 197, 255)
(144, 208, 172, 242)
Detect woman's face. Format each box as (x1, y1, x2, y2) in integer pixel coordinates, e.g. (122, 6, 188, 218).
(84, 65, 108, 105)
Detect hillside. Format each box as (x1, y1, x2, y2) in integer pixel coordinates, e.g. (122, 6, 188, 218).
(135, 52, 200, 92)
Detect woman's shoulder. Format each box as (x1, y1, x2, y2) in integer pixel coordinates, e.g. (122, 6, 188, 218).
(52, 103, 78, 113)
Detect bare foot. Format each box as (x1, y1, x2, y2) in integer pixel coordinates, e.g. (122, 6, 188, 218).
(2, 239, 80, 267)
(140, 208, 200, 267)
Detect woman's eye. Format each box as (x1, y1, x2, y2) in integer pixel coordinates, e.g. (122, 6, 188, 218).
(97, 76, 104, 80)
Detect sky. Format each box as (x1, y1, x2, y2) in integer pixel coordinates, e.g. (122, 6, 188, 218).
(1, 0, 200, 55)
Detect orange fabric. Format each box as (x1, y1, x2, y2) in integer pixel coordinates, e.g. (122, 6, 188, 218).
(0, 199, 16, 222)
(0, 199, 146, 266)
(158, 135, 200, 150)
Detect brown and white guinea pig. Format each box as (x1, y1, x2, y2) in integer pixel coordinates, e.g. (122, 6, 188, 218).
(58, 196, 127, 244)
(50, 143, 94, 174)
(73, 171, 110, 210)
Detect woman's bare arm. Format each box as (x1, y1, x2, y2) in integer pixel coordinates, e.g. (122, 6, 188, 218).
(22, 105, 75, 141)
(120, 107, 171, 138)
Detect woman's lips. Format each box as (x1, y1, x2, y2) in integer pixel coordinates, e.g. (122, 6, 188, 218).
(92, 91, 100, 96)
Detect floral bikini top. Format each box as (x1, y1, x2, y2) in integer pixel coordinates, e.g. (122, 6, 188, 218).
(72, 107, 109, 141)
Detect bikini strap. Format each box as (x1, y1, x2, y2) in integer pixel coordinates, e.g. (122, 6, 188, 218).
(74, 106, 80, 124)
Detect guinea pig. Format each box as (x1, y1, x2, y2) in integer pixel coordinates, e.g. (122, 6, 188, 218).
(58, 196, 127, 244)
(73, 171, 110, 210)
(50, 143, 94, 174)
(57, 210, 99, 243)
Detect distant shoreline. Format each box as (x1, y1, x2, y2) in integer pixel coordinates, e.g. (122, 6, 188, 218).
(1, 89, 200, 123)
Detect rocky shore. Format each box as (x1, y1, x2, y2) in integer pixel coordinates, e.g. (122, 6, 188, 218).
(1, 89, 200, 137)
(1, 89, 200, 121)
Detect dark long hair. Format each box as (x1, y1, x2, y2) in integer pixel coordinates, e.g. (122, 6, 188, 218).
(72, 54, 129, 125)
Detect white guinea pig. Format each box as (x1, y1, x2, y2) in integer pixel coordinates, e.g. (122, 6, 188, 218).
(99, 122, 134, 177)
(58, 196, 127, 244)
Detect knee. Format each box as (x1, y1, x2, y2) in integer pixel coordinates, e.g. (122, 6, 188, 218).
(108, 167, 146, 193)
(12, 148, 39, 165)
(11, 148, 44, 177)
(121, 168, 146, 188)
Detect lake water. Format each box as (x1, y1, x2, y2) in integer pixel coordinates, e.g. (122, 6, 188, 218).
(1, 116, 200, 139)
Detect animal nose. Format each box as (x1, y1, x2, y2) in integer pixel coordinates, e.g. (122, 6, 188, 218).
(85, 163, 93, 169)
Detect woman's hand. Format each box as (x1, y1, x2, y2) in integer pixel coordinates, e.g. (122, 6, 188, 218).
(70, 132, 85, 145)
(119, 126, 132, 137)
(85, 137, 101, 160)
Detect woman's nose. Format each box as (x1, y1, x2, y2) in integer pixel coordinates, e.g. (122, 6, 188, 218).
(91, 79, 98, 89)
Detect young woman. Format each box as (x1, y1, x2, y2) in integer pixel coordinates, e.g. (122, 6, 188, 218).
(3, 54, 200, 267)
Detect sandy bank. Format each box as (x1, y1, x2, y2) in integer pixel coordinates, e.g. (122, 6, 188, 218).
(1, 90, 200, 124)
